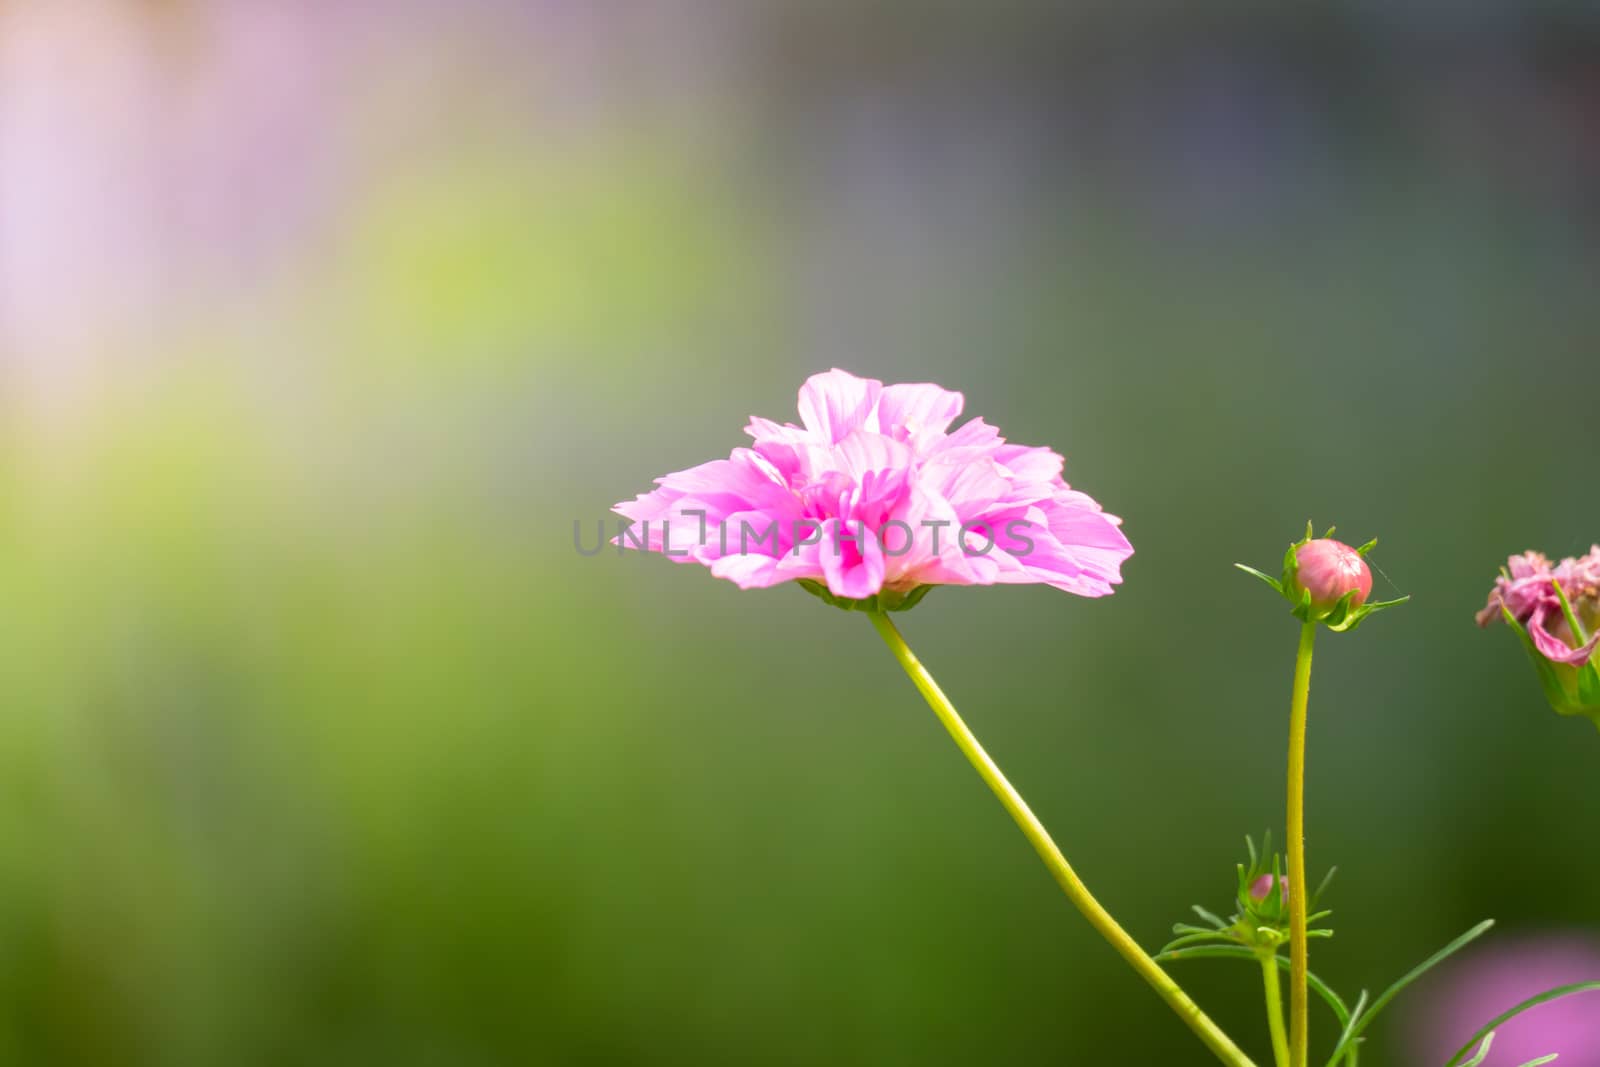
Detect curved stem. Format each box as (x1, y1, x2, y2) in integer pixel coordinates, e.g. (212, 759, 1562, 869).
(1286, 622, 1317, 1067)
(868, 612, 1256, 1067)
(1261, 954, 1291, 1067)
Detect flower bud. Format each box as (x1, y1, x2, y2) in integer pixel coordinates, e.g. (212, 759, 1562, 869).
(1249, 873, 1288, 906)
(1290, 539, 1373, 613)
(1237, 523, 1406, 632)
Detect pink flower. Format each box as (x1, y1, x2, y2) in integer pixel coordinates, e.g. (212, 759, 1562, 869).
(1408, 934, 1600, 1067)
(613, 369, 1132, 603)
(1291, 539, 1373, 612)
(1478, 547, 1600, 667)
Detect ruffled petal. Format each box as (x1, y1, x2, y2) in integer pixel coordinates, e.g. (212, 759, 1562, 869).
(872, 382, 965, 439)
(819, 518, 886, 598)
(1529, 607, 1600, 666)
(796, 369, 883, 444)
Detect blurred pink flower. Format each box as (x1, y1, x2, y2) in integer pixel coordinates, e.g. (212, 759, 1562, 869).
(613, 369, 1132, 602)
(1478, 547, 1600, 666)
(1410, 934, 1600, 1066)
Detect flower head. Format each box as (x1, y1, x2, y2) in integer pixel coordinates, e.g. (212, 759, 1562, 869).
(613, 369, 1133, 610)
(1479, 545, 1600, 723)
(1237, 523, 1406, 632)
(1478, 546, 1600, 665)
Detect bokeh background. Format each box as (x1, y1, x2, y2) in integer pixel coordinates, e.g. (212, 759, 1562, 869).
(2, 2, 1598, 1064)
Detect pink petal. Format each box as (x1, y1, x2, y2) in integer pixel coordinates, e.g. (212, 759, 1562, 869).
(709, 553, 794, 589)
(993, 443, 1065, 484)
(796, 369, 883, 444)
(872, 382, 965, 438)
(819, 518, 886, 598)
(827, 428, 914, 482)
(1529, 607, 1600, 666)
(925, 417, 1004, 462)
(881, 485, 997, 587)
(920, 454, 1011, 515)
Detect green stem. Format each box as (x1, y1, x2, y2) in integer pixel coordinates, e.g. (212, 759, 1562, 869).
(868, 612, 1255, 1067)
(1286, 622, 1317, 1067)
(1261, 954, 1291, 1067)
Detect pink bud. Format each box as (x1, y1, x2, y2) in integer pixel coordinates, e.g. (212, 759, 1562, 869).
(1293, 539, 1373, 612)
(1250, 874, 1288, 905)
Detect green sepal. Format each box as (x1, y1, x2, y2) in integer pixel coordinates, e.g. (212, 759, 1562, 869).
(797, 579, 932, 614)
(1324, 593, 1411, 633)
(1234, 563, 1282, 593)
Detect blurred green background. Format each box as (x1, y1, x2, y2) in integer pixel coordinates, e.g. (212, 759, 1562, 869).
(2, 2, 1598, 1064)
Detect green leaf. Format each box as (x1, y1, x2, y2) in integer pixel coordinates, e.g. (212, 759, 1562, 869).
(1191, 905, 1229, 930)
(1442, 982, 1600, 1066)
(1326, 920, 1496, 1066)
(1153, 946, 1352, 1030)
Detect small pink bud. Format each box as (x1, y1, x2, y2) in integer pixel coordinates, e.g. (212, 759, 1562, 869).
(1250, 874, 1288, 905)
(1293, 539, 1373, 612)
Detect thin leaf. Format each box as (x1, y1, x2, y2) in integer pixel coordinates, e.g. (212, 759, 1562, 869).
(1326, 989, 1370, 1067)
(1516, 1057, 1559, 1067)
(1192, 905, 1229, 930)
(1442, 982, 1600, 1066)
(1327, 920, 1495, 1065)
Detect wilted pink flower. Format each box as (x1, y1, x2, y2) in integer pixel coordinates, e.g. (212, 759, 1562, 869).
(1409, 934, 1600, 1066)
(1291, 539, 1372, 612)
(613, 369, 1133, 603)
(1478, 546, 1600, 667)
